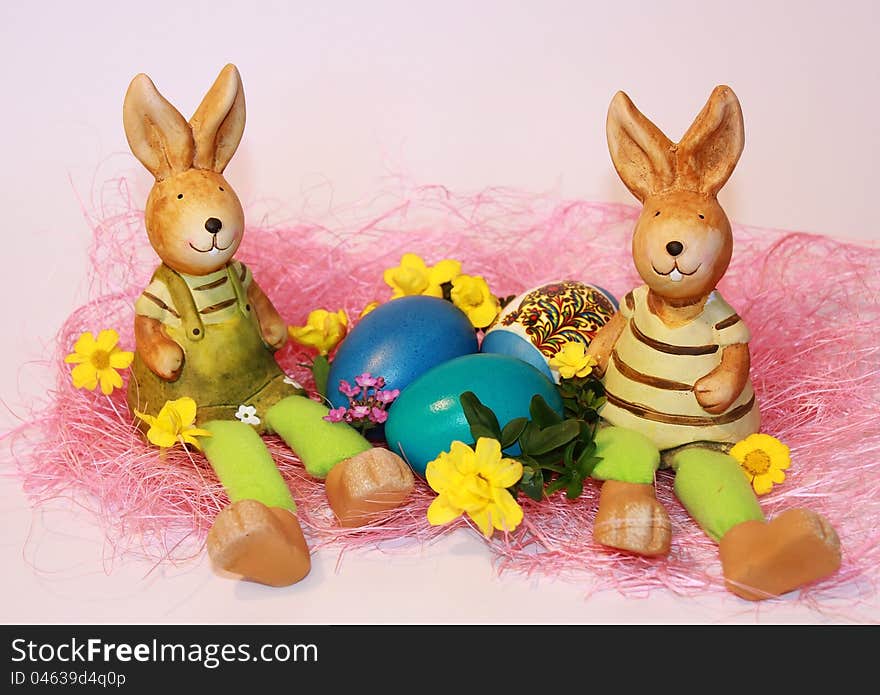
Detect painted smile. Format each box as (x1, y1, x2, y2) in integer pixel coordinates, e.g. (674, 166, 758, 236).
(189, 237, 235, 253)
(652, 262, 701, 283)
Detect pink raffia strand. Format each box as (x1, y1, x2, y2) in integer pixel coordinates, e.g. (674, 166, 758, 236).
(3, 176, 880, 611)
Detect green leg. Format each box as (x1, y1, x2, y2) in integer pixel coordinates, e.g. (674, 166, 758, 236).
(265, 395, 372, 479)
(201, 420, 296, 512)
(671, 448, 765, 542)
(590, 426, 661, 485)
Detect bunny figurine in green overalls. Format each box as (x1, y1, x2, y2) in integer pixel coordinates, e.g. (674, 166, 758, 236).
(123, 65, 413, 587)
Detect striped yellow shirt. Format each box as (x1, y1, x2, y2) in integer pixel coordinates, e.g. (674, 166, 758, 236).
(134, 261, 252, 327)
(601, 285, 760, 450)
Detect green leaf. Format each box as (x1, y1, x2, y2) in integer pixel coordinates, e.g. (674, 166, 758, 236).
(577, 438, 597, 457)
(459, 391, 502, 442)
(520, 420, 580, 456)
(529, 395, 563, 428)
(544, 477, 568, 497)
(470, 425, 502, 442)
(311, 355, 331, 398)
(500, 417, 528, 449)
(576, 455, 602, 478)
(519, 466, 545, 501)
(517, 421, 538, 455)
(562, 440, 577, 469)
(565, 474, 585, 500)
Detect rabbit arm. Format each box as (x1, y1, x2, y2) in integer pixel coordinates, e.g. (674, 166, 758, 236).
(586, 312, 627, 376)
(693, 343, 750, 414)
(134, 315, 184, 381)
(247, 281, 287, 351)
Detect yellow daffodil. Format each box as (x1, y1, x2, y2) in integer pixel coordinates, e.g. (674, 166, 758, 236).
(730, 433, 791, 495)
(426, 437, 524, 538)
(383, 253, 462, 299)
(64, 329, 134, 395)
(134, 397, 212, 450)
(359, 301, 380, 318)
(288, 309, 348, 356)
(548, 341, 598, 379)
(450, 274, 500, 328)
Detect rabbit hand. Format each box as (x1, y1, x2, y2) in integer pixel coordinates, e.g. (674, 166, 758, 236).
(248, 282, 288, 351)
(134, 315, 184, 381)
(694, 370, 739, 414)
(693, 343, 750, 414)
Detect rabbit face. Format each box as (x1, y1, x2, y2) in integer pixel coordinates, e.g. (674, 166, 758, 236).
(606, 85, 745, 305)
(145, 169, 245, 276)
(123, 65, 248, 273)
(633, 190, 732, 302)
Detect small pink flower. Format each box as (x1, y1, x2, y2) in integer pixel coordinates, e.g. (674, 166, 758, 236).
(369, 407, 388, 424)
(324, 407, 348, 423)
(355, 372, 379, 388)
(375, 389, 400, 405)
(375, 376, 386, 388)
(338, 380, 361, 398)
(349, 405, 371, 420)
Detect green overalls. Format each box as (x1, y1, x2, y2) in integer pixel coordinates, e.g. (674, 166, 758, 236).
(128, 263, 372, 512)
(127, 263, 299, 429)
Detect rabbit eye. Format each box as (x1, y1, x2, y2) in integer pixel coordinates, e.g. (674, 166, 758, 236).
(654, 211, 660, 217)
(219, 186, 225, 192)
(177, 194, 184, 200)
(698, 213, 705, 219)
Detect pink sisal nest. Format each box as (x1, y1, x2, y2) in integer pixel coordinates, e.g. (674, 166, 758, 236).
(4, 177, 880, 610)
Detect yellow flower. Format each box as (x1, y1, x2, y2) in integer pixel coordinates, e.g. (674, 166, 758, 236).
(288, 309, 348, 356)
(730, 433, 791, 495)
(359, 301, 380, 318)
(134, 397, 212, 450)
(64, 329, 134, 395)
(450, 274, 500, 328)
(383, 253, 462, 299)
(547, 341, 597, 379)
(426, 437, 524, 538)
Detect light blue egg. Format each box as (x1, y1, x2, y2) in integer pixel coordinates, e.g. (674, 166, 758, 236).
(481, 280, 618, 382)
(384, 353, 564, 475)
(480, 330, 554, 379)
(327, 296, 478, 409)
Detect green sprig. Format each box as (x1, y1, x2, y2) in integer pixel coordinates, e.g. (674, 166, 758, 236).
(459, 373, 605, 502)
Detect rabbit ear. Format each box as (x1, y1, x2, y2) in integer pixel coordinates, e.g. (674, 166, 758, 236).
(189, 64, 246, 173)
(606, 91, 676, 202)
(123, 73, 195, 180)
(675, 85, 744, 196)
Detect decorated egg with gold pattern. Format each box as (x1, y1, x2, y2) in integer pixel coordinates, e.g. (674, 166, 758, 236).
(480, 280, 617, 382)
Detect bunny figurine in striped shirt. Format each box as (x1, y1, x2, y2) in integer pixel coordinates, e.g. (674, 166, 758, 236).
(123, 65, 413, 587)
(586, 86, 840, 600)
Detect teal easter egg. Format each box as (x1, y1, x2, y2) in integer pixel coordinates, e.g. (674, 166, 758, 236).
(481, 280, 617, 382)
(327, 296, 478, 410)
(384, 353, 564, 475)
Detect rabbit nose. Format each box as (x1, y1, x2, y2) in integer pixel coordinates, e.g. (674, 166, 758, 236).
(205, 217, 223, 235)
(666, 240, 684, 257)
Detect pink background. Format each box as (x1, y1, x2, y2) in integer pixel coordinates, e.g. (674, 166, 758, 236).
(1, 1, 877, 623)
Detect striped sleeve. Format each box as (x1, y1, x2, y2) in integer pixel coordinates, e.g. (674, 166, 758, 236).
(713, 312, 751, 346)
(134, 279, 180, 324)
(619, 291, 635, 319)
(233, 260, 253, 291)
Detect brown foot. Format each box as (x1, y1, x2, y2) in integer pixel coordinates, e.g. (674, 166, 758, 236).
(593, 480, 671, 557)
(325, 447, 415, 527)
(206, 499, 311, 587)
(719, 508, 841, 601)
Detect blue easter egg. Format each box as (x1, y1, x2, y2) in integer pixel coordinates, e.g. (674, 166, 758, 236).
(481, 280, 617, 382)
(327, 296, 478, 409)
(384, 353, 564, 475)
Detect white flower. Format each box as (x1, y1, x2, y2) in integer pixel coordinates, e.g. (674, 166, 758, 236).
(234, 404, 261, 426)
(283, 375, 303, 389)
